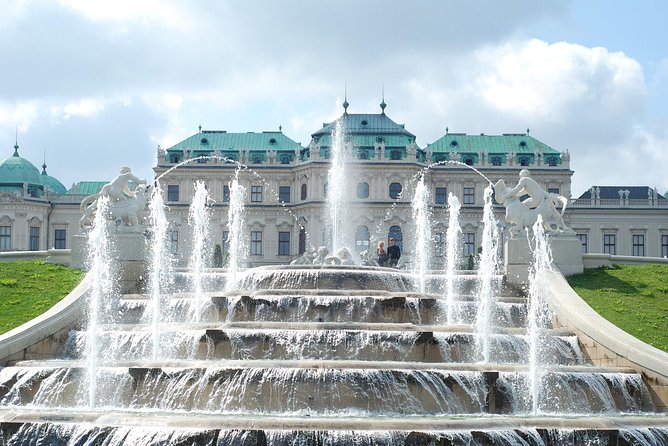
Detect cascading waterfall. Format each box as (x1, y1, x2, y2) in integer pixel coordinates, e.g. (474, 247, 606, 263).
(188, 180, 210, 322)
(475, 185, 500, 363)
(527, 214, 553, 414)
(411, 174, 431, 294)
(225, 168, 246, 292)
(444, 193, 462, 324)
(326, 120, 350, 253)
(148, 182, 172, 360)
(85, 196, 112, 408)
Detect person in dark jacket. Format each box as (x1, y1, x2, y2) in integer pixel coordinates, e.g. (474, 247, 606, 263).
(387, 238, 401, 267)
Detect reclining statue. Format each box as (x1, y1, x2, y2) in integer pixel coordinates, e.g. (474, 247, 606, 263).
(494, 169, 574, 238)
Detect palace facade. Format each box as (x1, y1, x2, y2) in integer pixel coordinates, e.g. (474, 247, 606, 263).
(1, 101, 667, 265)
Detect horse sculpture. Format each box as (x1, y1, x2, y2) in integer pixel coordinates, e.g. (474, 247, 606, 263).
(80, 184, 150, 231)
(493, 179, 569, 237)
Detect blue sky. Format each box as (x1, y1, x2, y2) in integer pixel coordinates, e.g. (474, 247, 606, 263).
(0, 0, 666, 196)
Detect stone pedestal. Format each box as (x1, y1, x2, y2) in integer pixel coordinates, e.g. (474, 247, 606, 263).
(505, 235, 583, 285)
(71, 231, 148, 294)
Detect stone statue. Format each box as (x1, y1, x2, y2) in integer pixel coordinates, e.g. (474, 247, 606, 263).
(290, 245, 317, 265)
(79, 167, 148, 229)
(494, 169, 572, 238)
(359, 249, 378, 266)
(337, 247, 355, 265)
(312, 246, 330, 265)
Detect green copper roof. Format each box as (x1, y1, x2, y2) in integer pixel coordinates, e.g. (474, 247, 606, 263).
(40, 164, 66, 194)
(312, 113, 417, 148)
(166, 131, 303, 153)
(0, 144, 42, 186)
(426, 133, 561, 154)
(66, 181, 108, 195)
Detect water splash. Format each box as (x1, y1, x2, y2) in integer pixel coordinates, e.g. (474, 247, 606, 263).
(225, 168, 246, 292)
(411, 174, 431, 293)
(188, 181, 210, 322)
(326, 120, 351, 253)
(444, 193, 462, 324)
(475, 185, 501, 363)
(148, 182, 172, 360)
(527, 214, 554, 414)
(85, 196, 112, 408)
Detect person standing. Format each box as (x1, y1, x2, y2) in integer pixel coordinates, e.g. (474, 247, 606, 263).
(376, 240, 388, 266)
(387, 238, 401, 267)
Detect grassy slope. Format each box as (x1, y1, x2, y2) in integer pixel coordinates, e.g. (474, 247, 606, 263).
(567, 264, 668, 352)
(0, 260, 84, 335)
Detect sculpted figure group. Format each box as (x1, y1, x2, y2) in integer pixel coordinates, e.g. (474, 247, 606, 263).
(80, 167, 148, 231)
(494, 169, 574, 237)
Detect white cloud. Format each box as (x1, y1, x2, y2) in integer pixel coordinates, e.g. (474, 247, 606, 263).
(0, 101, 40, 133)
(56, 0, 188, 28)
(50, 98, 107, 121)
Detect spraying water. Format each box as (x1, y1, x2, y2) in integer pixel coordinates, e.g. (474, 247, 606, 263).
(225, 169, 246, 292)
(527, 214, 554, 414)
(85, 196, 112, 408)
(444, 193, 462, 324)
(475, 185, 501, 363)
(148, 182, 171, 360)
(326, 120, 350, 253)
(187, 180, 210, 322)
(411, 174, 431, 294)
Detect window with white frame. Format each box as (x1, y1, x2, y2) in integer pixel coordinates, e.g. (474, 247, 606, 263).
(576, 233, 588, 254)
(29, 227, 40, 251)
(251, 186, 263, 203)
(167, 185, 179, 202)
(54, 229, 67, 249)
(0, 226, 11, 251)
(251, 230, 263, 255)
(463, 187, 475, 205)
(435, 187, 447, 205)
(632, 234, 645, 257)
(278, 231, 290, 256)
(279, 186, 291, 203)
(662, 234, 668, 258)
(603, 234, 616, 255)
(463, 232, 476, 256)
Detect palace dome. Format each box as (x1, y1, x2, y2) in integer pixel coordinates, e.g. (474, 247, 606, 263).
(0, 144, 42, 188)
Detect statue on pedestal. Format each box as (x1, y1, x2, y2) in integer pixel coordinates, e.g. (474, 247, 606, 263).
(80, 167, 149, 231)
(494, 169, 573, 238)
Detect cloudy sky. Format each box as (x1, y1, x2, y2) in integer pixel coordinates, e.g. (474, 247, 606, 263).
(1, 0, 666, 196)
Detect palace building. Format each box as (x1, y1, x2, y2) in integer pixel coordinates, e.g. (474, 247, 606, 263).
(2, 100, 667, 263)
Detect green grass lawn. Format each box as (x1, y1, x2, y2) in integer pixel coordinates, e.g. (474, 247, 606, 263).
(0, 260, 84, 335)
(567, 264, 668, 352)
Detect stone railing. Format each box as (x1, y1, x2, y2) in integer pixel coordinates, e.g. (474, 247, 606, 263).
(583, 254, 668, 269)
(0, 249, 72, 266)
(571, 198, 668, 207)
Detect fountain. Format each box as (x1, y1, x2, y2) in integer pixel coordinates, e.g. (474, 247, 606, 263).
(188, 180, 210, 322)
(411, 173, 431, 293)
(0, 157, 667, 445)
(325, 120, 351, 254)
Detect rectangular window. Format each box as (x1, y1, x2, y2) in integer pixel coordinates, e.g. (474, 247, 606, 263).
(463, 187, 475, 205)
(632, 234, 645, 257)
(170, 230, 178, 254)
(54, 229, 67, 249)
(29, 227, 40, 251)
(251, 186, 262, 203)
(278, 231, 290, 256)
(0, 226, 10, 251)
(279, 186, 291, 203)
(251, 230, 262, 255)
(435, 187, 447, 205)
(167, 185, 179, 202)
(463, 232, 476, 256)
(223, 185, 230, 203)
(662, 234, 668, 258)
(603, 234, 616, 255)
(576, 234, 588, 254)
(547, 188, 560, 195)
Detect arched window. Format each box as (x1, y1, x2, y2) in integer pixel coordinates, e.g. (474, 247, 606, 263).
(464, 157, 473, 166)
(519, 157, 529, 167)
(358, 150, 369, 160)
(170, 154, 181, 163)
(355, 225, 370, 251)
(547, 157, 557, 166)
(323, 149, 330, 159)
(389, 182, 402, 199)
(357, 182, 369, 199)
(253, 155, 262, 164)
(491, 156, 502, 166)
(388, 225, 403, 250)
(280, 155, 291, 164)
(390, 150, 402, 160)
(301, 184, 307, 200)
